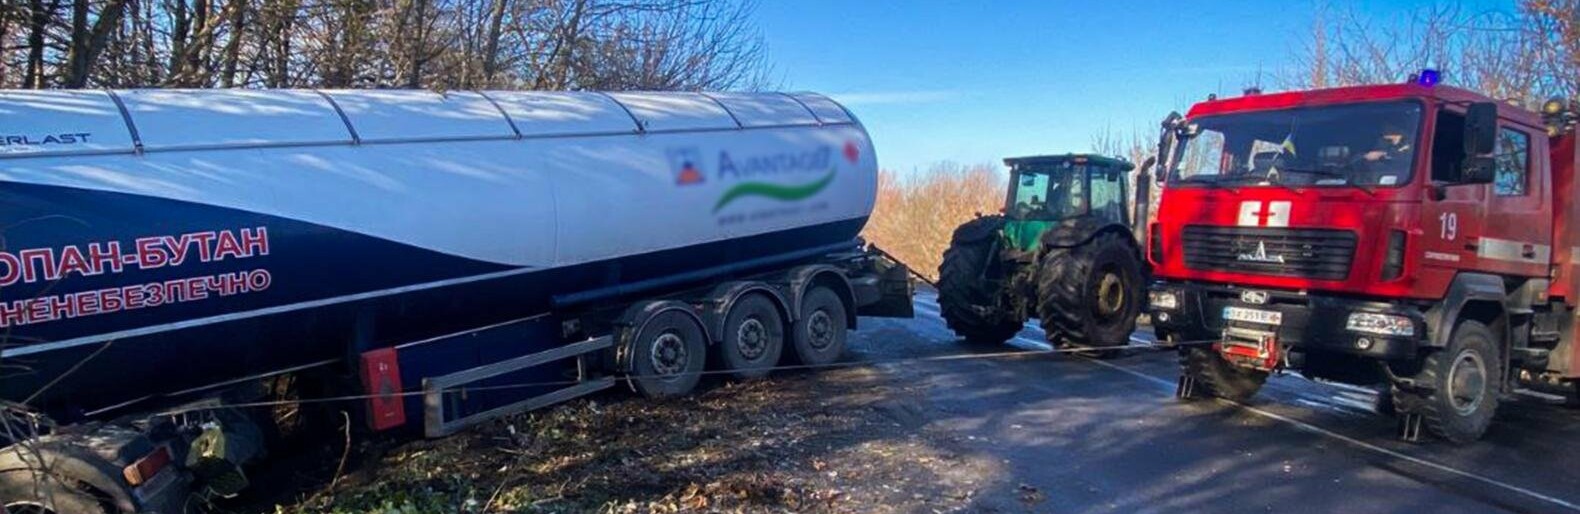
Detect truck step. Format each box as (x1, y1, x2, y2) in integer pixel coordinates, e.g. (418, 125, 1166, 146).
(1530, 330, 1561, 344)
(1511, 347, 1551, 368)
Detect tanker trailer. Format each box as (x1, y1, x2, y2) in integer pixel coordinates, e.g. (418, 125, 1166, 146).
(0, 89, 913, 511)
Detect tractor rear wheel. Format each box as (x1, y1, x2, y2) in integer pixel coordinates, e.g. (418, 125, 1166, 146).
(937, 216, 1023, 345)
(1036, 232, 1143, 356)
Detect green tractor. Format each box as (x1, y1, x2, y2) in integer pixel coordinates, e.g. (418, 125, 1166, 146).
(937, 154, 1151, 353)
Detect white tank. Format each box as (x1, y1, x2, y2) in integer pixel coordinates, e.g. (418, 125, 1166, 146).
(0, 89, 877, 412)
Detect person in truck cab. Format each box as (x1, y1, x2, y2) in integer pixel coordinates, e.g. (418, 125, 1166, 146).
(1362, 122, 1413, 163)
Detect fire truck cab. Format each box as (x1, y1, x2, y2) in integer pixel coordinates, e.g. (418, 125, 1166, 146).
(1147, 75, 1580, 443)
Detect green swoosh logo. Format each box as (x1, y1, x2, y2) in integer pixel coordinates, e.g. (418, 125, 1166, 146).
(713, 170, 836, 213)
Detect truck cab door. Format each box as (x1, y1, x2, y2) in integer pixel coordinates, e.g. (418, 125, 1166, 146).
(1478, 125, 1551, 278)
(1420, 107, 1486, 274)
(1421, 105, 1552, 279)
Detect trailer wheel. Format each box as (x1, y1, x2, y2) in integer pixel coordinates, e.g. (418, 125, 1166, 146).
(716, 292, 786, 380)
(1036, 232, 1143, 357)
(790, 286, 848, 366)
(0, 470, 110, 514)
(1395, 319, 1501, 443)
(938, 219, 1023, 345)
(627, 307, 708, 399)
(1180, 346, 1267, 402)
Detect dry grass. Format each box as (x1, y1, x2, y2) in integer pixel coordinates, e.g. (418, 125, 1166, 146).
(862, 163, 1005, 282)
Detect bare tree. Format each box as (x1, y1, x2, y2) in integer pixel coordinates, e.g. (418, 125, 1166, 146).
(1286, 2, 1577, 107)
(0, 0, 770, 91)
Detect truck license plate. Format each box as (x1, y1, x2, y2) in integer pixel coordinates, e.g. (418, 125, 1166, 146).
(1223, 306, 1282, 326)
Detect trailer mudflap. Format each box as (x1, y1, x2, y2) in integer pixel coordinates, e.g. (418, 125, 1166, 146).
(853, 254, 916, 319)
(421, 336, 615, 438)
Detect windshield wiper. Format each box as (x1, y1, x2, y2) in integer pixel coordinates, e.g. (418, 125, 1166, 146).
(1174, 174, 1228, 188)
(1272, 166, 1377, 196)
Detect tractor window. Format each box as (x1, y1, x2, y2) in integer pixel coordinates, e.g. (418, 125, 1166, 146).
(1012, 172, 1052, 218)
(1089, 169, 1125, 223)
(1010, 167, 1086, 220)
(1494, 128, 1530, 196)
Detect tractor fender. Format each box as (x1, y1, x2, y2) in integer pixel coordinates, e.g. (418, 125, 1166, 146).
(699, 281, 792, 345)
(1425, 272, 1508, 348)
(1040, 221, 1134, 249)
(950, 215, 1006, 244)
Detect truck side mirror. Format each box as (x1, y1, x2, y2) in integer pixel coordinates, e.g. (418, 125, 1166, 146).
(1464, 102, 1497, 156)
(1155, 111, 1183, 184)
(1461, 155, 1496, 184)
(1458, 102, 1498, 185)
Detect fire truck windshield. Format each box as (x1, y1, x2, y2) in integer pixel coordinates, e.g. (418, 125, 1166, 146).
(1170, 101, 1423, 188)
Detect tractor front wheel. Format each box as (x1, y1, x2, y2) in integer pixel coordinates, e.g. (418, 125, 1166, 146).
(1036, 232, 1144, 356)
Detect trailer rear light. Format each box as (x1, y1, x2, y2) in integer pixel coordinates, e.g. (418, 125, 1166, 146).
(1148, 223, 1163, 264)
(123, 445, 172, 487)
(1381, 230, 1406, 281)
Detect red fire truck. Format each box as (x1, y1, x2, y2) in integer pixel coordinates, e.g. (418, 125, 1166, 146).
(1147, 73, 1579, 443)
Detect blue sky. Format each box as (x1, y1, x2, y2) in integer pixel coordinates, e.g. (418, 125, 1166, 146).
(755, 0, 1504, 174)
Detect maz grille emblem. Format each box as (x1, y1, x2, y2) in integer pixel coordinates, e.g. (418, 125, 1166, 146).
(1240, 289, 1271, 305)
(1236, 241, 1287, 264)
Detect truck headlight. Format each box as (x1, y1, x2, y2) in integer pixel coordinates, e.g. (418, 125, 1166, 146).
(1149, 290, 1179, 310)
(1345, 312, 1415, 337)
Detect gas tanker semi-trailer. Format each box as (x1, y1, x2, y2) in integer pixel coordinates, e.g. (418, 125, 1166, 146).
(0, 89, 914, 512)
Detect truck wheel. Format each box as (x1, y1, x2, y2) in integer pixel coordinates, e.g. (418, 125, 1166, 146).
(716, 292, 785, 380)
(1396, 319, 1501, 443)
(790, 286, 848, 366)
(627, 307, 708, 399)
(938, 217, 1023, 345)
(1180, 346, 1267, 402)
(0, 470, 110, 514)
(1036, 232, 1143, 357)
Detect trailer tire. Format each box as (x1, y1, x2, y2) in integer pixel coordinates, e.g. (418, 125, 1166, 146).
(627, 308, 708, 399)
(1036, 232, 1143, 357)
(938, 221, 1023, 345)
(790, 286, 848, 366)
(1395, 319, 1501, 444)
(1180, 346, 1267, 402)
(0, 470, 111, 514)
(716, 292, 786, 380)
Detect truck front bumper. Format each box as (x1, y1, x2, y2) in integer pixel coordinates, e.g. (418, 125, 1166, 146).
(1149, 282, 1425, 361)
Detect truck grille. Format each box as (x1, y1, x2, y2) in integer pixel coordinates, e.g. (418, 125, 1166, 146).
(1181, 226, 1357, 280)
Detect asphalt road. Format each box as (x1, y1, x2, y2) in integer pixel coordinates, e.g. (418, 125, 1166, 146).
(843, 290, 1580, 513)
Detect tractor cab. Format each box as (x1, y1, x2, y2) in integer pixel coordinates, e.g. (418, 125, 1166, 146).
(1002, 154, 1135, 252)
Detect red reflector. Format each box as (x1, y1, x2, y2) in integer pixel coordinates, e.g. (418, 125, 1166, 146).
(359, 348, 406, 431)
(123, 445, 171, 486)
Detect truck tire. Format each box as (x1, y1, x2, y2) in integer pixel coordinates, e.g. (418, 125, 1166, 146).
(790, 286, 848, 366)
(1394, 319, 1501, 443)
(716, 292, 786, 380)
(1180, 346, 1268, 402)
(938, 217, 1023, 345)
(0, 470, 110, 514)
(627, 307, 708, 399)
(1036, 232, 1143, 356)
